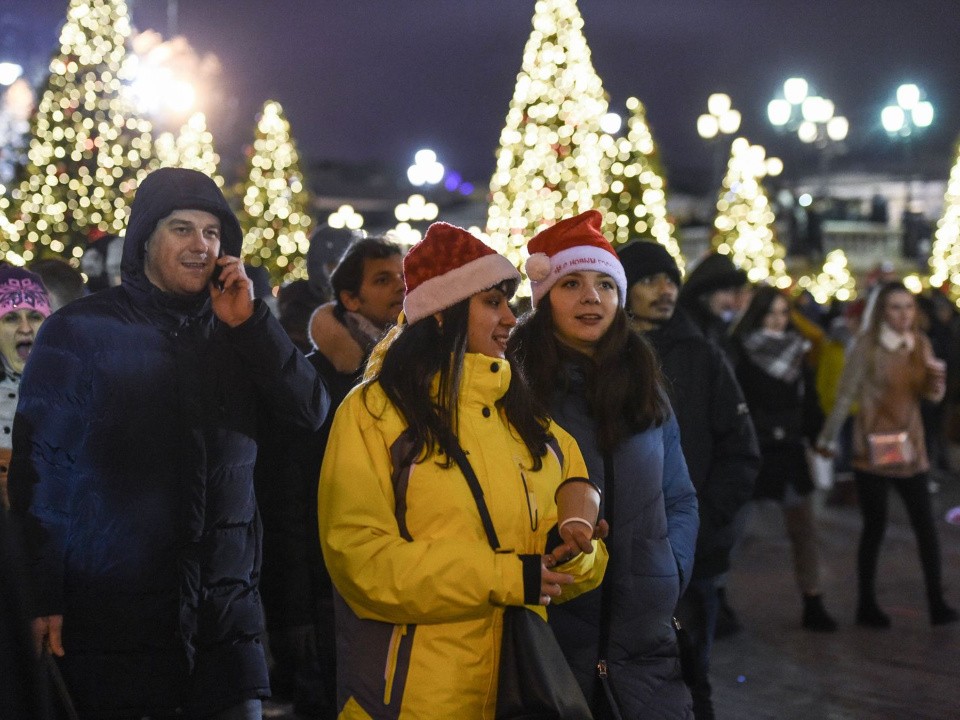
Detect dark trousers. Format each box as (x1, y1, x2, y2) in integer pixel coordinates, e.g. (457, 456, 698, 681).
(267, 595, 337, 719)
(854, 471, 945, 605)
(115, 699, 262, 720)
(675, 575, 719, 720)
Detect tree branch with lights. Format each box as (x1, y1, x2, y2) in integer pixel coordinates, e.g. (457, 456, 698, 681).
(598, 96, 681, 269)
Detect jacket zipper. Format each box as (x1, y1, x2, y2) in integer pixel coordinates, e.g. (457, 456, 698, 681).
(383, 624, 407, 705)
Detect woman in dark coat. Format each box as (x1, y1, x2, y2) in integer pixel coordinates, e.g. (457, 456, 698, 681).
(509, 211, 698, 720)
(730, 285, 837, 631)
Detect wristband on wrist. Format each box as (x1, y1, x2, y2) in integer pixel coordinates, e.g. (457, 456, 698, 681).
(558, 517, 595, 533)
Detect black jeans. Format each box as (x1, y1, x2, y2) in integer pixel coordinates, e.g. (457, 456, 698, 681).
(853, 470, 944, 605)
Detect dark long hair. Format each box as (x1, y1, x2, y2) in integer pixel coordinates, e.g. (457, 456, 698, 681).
(508, 295, 668, 454)
(730, 285, 793, 341)
(366, 288, 551, 469)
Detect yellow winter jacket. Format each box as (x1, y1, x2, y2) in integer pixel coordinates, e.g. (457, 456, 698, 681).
(319, 353, 608, 720)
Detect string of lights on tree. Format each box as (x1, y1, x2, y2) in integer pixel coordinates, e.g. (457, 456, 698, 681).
(796, 249, 856, 304)
(712, 137, 789, 287)
(485, 0, 609, 286)
(598, 96, 682, 270)
(1, 0, 152, 263)
(234, 100, 313, 284)
(928, 137, 960, 305)
(154, 111, 222, 186)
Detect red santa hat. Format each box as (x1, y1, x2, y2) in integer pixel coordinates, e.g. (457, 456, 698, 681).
(402, 222, 520, 323)
(524, 210, 627, 307)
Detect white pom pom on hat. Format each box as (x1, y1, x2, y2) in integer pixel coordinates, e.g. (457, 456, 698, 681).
(524, 252, 552, 282)
(525, 210, 627, 307)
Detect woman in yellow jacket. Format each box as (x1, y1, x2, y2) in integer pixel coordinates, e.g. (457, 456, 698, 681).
(318, 222, 608, 719)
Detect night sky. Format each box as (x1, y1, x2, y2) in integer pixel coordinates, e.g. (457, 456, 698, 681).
(9, 1, 960, 192)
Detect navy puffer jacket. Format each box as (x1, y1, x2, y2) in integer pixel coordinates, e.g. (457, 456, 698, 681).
(9, 168, 328, 718)
(547, 362, 699, 720)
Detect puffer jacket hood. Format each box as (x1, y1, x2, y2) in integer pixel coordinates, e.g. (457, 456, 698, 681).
(121, 168, 243, 287)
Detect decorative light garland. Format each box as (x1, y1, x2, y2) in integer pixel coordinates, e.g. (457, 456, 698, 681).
(235, 100, 312, 284)
(2, 0, 152, 263)
(598, 96, 682, 272)
(154, 111, 222, 186)
(929, 138, 960, 306)
(486, 0, 608, 291)
(713, 137, 789, 287)
(796, 249, 856, 304)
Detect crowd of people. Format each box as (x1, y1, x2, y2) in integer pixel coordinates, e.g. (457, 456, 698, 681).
(1, 167, 957, 720)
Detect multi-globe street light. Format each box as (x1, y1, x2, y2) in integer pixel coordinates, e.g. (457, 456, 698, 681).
(882, 83, 934, 258)
(697, 93, 741, 190)
(0, 61, 22, 86)
(406, 149, 445, 187)
(881, 83, 933, 137)
(767, 78, 847, 197)
(767, 78, 849, 146)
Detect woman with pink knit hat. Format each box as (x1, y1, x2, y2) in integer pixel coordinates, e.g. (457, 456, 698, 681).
(0, 265, 51, 507)
(318, 222, 607, 718)
(509, 210, 699, 719)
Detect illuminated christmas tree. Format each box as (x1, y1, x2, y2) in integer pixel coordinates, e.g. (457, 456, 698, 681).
(797, 249, 856, 304)
(2, 0, 152, 263)
(235, 100, 313, 284)
(486, 0, 609, 277)
(713, 138, 788, 286)
(154, 112, 222, 186)
(929, 137, 960, 304)
(598, 96, 681, 269)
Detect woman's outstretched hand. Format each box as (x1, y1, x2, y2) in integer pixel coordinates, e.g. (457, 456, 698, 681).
(544, 519, 609, 568)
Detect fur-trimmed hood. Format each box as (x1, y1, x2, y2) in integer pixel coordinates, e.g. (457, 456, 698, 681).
(309, 302, 365, 374)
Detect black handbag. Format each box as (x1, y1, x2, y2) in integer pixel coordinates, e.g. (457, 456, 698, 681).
(444, 437, 594, 720)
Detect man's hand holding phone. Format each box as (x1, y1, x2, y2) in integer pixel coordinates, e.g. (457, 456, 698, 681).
(210, 254, 255, 327)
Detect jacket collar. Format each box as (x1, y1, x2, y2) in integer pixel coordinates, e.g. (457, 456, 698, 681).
(450, 352, 513, 409)
(878, 323, 915, 352)
(310, 302, 366, 373)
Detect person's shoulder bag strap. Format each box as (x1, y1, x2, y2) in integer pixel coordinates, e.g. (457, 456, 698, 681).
(443, 433, 501, 550)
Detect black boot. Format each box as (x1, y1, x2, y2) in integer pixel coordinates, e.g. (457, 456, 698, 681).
(714, 587, 742, 639)
(929, 598, 960, 626)
(802, 594, 838, 632)
(856, 600, 891, 629)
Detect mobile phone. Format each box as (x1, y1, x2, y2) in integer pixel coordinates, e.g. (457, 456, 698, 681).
(211, 252, 224, 291)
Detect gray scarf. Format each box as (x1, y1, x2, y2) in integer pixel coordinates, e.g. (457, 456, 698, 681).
(342, 310, 385, 356)
(742, 329, 809, 383)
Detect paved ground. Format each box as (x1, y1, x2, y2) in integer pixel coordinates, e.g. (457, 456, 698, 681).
(266, 473, 960, 720)
(711, 472, 960, 720)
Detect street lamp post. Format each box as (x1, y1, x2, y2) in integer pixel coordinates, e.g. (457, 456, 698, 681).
(697, 93, 741, 191)
(767, 77, 848, 198)
(882, 83, 934, 259)
(406, 149, 445, 187)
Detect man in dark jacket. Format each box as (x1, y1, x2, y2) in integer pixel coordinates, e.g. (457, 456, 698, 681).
(618, 241, 759, 720)
(9, 168, 328, 719)
(254, 235, 402, 718)
(677, 251, 748, 354)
